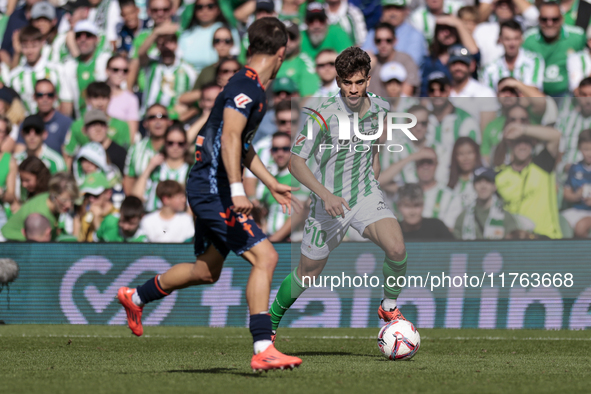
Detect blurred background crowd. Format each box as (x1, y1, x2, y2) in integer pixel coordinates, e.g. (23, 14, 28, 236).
(0, 0, 590, 243)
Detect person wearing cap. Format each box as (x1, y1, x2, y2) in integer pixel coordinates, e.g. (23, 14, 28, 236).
(362, 0, 427, 67)
(63, 82, 130, 169)
(369, 22, 419, 97)
(61, 20, 111, 119)
(26, 1, 69, 65)
(0, 0, 65, 64)
(76, 171, 117, 242)
(409, 0, 463, 43)
(1, 172, 78, 241)
(567, 24, 591, 93)
(300, 2, 353, 61)
(140, 32, 197, 119)
(523, 1, 586, 96)
(481, 20, 545, 92)
(14, 79, 72, 155)
(453, 166, 518, 239)
(494, 116, 562, 238)
(311, 49, 339, 97)
(378, 61, 419, 113)
(6, 25, 72, 116)
(15, 114, 66, 174)
(447, 44, 498, 130)
(274, 20, 320, 97)
(324, 0, 367, 47)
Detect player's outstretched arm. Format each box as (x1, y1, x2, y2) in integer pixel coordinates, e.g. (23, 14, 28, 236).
(221, 107, 254, 215)
(289, 154, 350, 218)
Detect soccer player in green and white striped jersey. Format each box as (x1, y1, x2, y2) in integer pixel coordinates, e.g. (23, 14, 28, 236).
(15, 115, 66, 174)
(62, 21, 111, 119)
(270, 47, 409, 339)
(140, 33, 196, 118)
(409, 0, 463, 42)
(132, 123, 192, 212)
(7, 25, 72, 116)
(123, 104, 171, 195)
(481, 21, 545, 92)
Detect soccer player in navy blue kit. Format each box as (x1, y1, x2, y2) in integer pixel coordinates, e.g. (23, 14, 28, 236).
(117, 17, 302, 372)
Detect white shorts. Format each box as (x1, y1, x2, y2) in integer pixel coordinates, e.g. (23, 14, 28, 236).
(561, 208, 591, 228)
(301, 188, 397, 260)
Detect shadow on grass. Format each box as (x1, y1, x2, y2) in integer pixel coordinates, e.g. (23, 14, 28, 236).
(167, 367, 265, 377)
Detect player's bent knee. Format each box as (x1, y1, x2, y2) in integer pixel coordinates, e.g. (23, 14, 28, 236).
(386, 244, 406, 262)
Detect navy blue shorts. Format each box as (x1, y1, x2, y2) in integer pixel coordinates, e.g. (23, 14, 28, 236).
(188, 191, 267, 258)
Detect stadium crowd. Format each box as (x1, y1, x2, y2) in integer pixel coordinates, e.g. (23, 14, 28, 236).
(0, 0, 590, 242)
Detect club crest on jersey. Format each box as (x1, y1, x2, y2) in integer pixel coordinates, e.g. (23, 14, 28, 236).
(234, 93, 252, 109)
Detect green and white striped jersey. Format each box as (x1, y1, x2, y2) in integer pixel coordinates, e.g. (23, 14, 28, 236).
(291, 92, 388, 208)
(141, 58, 197, 116)
(62, 51, 111, 119)
(409, 0, 463, 42)
(124, 137, 157, 178)
(7, 59, 71, 115)
(556, 102, 591, 168)
(481, 49, 545, 91)
(567, 48, 591, 92)
(14, 144, 66, 174)
(143, 162, 190, 212)
(261, 168, 291, 235)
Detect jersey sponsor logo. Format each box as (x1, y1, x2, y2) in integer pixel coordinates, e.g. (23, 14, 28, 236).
(234, 93, 252, 108)
(295, 135, 306, 146)
(377, 201, 388, 211)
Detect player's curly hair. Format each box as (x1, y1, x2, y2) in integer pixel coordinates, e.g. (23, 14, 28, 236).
(335, 47, 371, 80)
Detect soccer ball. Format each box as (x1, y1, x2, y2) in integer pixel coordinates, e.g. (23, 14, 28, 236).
(377, 320, 420, 360)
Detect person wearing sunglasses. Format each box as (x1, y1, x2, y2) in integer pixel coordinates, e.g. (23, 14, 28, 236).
(106, 54, 140, 143)
(300, 2, 353, 61)
(180, 0, 239, 72)
(311, 49, 339, 97)
(273, 20, 320, 97)
(140, 33, 197, 120)
(6, 25, 71, 117)
(15, 114, 66, 175)
(63, 82, 131, 168)
(14, 79, 72, 155)
(123, 103, 171, 195)
(369, 22, 418, 97)
(523, 1, 586, 96)
(362, 0, 427, 68)
(260, 132, 305, 242)
(133, 122, 192, 212)
(62, 20, 111, 119)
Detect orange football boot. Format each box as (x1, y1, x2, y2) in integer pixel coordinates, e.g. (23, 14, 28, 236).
(117, 287, 144, 336)
(377, 303, 407, 322)
(251, 344, 302, 372)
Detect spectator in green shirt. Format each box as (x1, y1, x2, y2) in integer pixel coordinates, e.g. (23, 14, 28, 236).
(300, 2, 354, 61)
(1, 172, 78, 241)
(96, 195, 148, 242)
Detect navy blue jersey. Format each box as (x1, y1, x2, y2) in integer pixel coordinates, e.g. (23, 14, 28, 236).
(566, 161, 591, 210)
(188, 66, 267, 194)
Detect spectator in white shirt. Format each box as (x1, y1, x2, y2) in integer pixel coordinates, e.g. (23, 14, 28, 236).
(139, 180, 194, 243)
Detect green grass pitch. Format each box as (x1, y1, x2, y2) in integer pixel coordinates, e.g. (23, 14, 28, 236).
(1, 325, 591, 394)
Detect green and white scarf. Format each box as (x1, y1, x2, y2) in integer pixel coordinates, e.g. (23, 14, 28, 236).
(461, 195, 506, 240)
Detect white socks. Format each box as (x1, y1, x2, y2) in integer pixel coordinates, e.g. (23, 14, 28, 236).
(382, 298, 397, 311)
(132, 291, 144, 307)
(254, 340, 273, 354)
